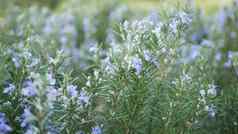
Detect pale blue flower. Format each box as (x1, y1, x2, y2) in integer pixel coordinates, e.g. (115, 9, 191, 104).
(47, 87, 59, 102)
(78, 91, 90, 105)
(20, 108, 34, 128)
(147, 10, 159, 24)
(215, 52, 222, 61)
(76, 131, 84, 134)
(67, 85, 78, 97)
(106, 28, 116, 44)
(22, 80, 37, 97)
(224, 59, 232, 68)
(109, 5, 128, 22)
(189, 45, 200, 59)
(43, 22, 53, 34)
(83, 17, 90, 34)
(218, 10, 226, 28)
(3, 83, 16, 95)
(236, 0, 238, 5)
(132, 57, 143, 75)
(228, 51, 233, 59)
(103, 57, 115, 74)
(25, 125, 37, 134)
(0, 112, 12, 134)
(92, 126, 102, 134)
(60, 35, 68, 46)
(230, 32, 236, 39)
(191, 29, 208, 43)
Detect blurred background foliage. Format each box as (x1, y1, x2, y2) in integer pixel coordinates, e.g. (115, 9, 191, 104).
(0, 0, 233, 17)
(0, 0, 234, 78)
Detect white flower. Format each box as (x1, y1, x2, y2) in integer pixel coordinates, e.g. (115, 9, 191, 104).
(26, 58, 39, 68)
(22, 51, 32, 59)
(178, 11, 192, 24)
(86, 80, 91, 87)
(205, 104, 216, 117)
(143, 50, 152, 62)
(207, 84, 217, 97)
(181, 73, 191, 82)
(47, 72, 56, 85)
(199, 90, 206, 97)
(169, 19, 178, 33)
(123, 21, 129, 30)
(208, 105, 216, 117)
(204, 105, 209, 111)
(94, 70, 99, 80)
(12, 57, 21, 68)
(234, 122, 238, 126)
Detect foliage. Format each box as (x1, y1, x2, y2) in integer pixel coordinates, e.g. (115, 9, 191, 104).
(0, 0, 238, 134)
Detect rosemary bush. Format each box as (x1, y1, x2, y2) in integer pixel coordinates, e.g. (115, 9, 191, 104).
(0, 0, 238, 134)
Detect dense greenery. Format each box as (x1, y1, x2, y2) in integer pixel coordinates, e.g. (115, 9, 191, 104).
(0, 0, 238, 134)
